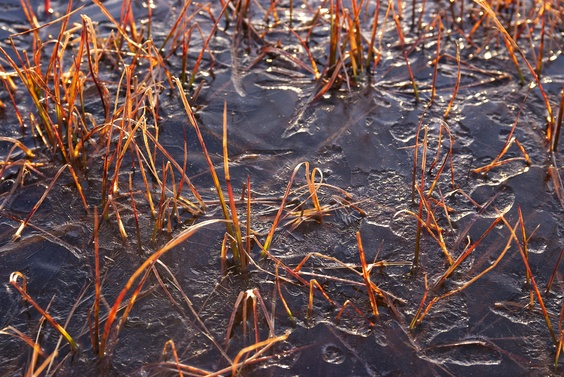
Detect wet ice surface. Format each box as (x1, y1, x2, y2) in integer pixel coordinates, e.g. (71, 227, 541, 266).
(0, 0, 564, 376)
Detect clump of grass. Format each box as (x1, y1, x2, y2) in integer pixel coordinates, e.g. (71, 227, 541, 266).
(2, 0, 564, 374)
(224, 288, 275, 349)
(1, 0, 214, 243)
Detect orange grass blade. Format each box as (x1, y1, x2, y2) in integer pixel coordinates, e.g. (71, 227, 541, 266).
(517, 207, 530, 286)
(9, 272, 78, 353)
(91, 0, 143, 50)
(0, 326, 47, 358)
(107, 266, 152, 354)
(307, 279, 335, 318)
(553, 87, 564, 152)
(245, 176, 252, 256)
(392, 10, 419, 101)
(415, 185, 454, 265)
(472, 0, 554, 141)
(409, 273, 429, 329)
(13, 164, 68, 240)
(223, 101, 246, 267)
(545, 246, 564, 296)
(276, 263, 295, 324)
(92, 208, 101, 353)
(175, 77, 233, 225)
(555, 300, 564, 368)
(230, 332, 290, 377)
(99, 219, 225, 356)
(356, 231, 379, 318)
(263, 162, 309, 252)
(413, 220, 518, 328)
(434, 216, 502, 288)
(498, 214, 557, 345)
(162, 340, 184, 377)
(0, 137, 35, 158)
(189, 2, 228, 87)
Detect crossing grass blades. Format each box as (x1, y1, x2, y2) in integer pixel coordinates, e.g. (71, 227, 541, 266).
(0, 0, 563, 375)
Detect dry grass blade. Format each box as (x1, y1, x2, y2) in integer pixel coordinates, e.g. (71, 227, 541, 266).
(356, 231, 379, 318)
(223, 101, 246, 267)
(307, 279, 335, 318)
(13, 164, 68, 240)
(517, 206, 533, 307)
(498, 213, 557, 345)
(105, 267, 152, 355)
(263, 162, 307, 252)
(412, 220, 517, 328)
(27, 348, 58, 377)
(328, 0, 340, 69)
(433, 216, 502, 288)
(534, 0, 547, 78)
(414, 185, 454, 265)
(545, 246, 564, 296)
(472, 0, 554, 141)
(413, 126, 428, 268)
(91, 0, 142, 50)
(275, 262, 295, 325)
(0, 137, 35, 158)
(0, 326, 47, 358)
(225, 288, 275, 351)
(158, 0, 193, 53)
(230, 332, 290, 377)
(141, 130, 205, 212)
(91, 208, 101, 354)
(366, 0, 382, 70)
(553, 87, 564, 152)
(335, 299, 375, 326)
(556, 299, 564, 368)
(175, 77, 239, 249)
(99, 219, 225, 356)
(162, 340, 184, 377)
(9, 272, 78, 353)
(473, 89, 531, 175)
(409, 273, 429, 329)
(189, 2, 228, 88)
(392, 9, 419, 101)
(443, 43, 461, 120)
(153, 260, 233, 364)
(285, 26, 320, 79)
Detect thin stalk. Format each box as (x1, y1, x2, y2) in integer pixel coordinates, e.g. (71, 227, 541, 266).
(99, 219, 224, 356)
(10, 272, 78, 353)
(392, 9, 419, 101)
(499, 214, 557, 345)
(175, 78, 236, 245)
(13, 164, 68, 240)
(545, 246, 564, 296)
(357, 231, 379, 318)
(553, 87, 564, 152)
(92, 208, 101, 354)
(222, 101, 246, 267)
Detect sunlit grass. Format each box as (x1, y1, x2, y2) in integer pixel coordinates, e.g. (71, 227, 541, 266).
(0, 0, 563, 374)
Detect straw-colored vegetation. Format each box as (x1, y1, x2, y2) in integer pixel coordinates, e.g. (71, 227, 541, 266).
(0, 0, 563, 375)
